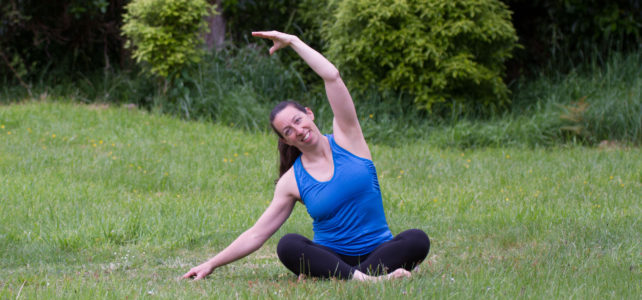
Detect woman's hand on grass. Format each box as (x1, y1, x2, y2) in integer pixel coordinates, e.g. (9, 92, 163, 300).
(182, 261, 215, 280)
(251, 31, 297, 55)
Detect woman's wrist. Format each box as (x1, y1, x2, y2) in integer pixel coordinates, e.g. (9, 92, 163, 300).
(287, 35, 302, 49)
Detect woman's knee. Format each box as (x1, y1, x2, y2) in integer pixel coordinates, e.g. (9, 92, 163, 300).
(277, 233, 308, 259)
(398, 229, 430, 255)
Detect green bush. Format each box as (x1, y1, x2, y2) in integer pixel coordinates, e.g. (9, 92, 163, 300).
(323, 0, 518, 115)
(121, 0, 215, 80)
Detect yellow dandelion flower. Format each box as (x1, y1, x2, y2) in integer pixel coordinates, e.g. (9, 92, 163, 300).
(467, 159, 471, 163)
(399, 170, 404, 174)
(609, 176, 613, 180)
(42, 146, 46, 150)
(164, 172, 169, 176)
(111, 143, 115, 147)
(506, 154, 510, 159)
(505, 198, 509, 201)
(0, 124, 4, 129)
(92, 143, 97, 147)
(112, 156, 117, 160)
(369, 114, 373, 118)
(27, 128, 32, 133)
(397, 176, 401, 179)
(7, 131, 11, 135)
(223, 158, 228, 162)
(433, 198, 438, 203)
(244, 152, 249, 156)
(234, 153, 238, 157)
(99, 140, 103, 144)
(460, 153, 465, 157)
(52, 134, 56, 138)
(230, 159, 234, 162)
(620, 184, 624, 187)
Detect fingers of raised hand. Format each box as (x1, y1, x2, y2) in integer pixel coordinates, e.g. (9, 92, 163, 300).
(251, 30, 280, 39)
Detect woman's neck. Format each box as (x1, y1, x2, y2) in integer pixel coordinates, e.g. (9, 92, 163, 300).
(301, 135, 331, 163)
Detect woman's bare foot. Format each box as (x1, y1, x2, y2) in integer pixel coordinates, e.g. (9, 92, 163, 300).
(352, 268, 411, 282)
(385, 268, 411, 279)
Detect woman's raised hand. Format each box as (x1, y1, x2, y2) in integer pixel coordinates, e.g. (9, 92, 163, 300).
(251, 31, 297, 55)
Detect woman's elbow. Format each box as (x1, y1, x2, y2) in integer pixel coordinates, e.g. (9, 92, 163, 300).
(323, 67, 341, 82)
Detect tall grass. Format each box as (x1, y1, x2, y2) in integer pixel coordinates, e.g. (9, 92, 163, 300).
(1, 46, 640, 147)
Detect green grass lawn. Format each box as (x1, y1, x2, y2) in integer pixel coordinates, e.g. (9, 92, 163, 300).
(1, 102, 640, 299)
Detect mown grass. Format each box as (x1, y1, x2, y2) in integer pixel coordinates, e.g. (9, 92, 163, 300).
(1, 102, 640, 298)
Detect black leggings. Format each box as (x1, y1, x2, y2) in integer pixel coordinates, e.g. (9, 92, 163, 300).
(276, 229, 430, 279)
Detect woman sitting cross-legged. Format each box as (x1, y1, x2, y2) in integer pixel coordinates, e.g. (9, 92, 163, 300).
(182, 31, 430, 281)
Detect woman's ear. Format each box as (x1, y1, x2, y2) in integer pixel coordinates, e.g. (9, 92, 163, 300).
(305, 107, 315, 121)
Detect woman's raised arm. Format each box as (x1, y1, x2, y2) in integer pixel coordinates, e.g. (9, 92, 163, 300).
(252, 31, 370, 158)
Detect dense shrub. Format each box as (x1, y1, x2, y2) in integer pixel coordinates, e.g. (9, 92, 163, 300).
(121, 0, 215, 80)
(323, 0, 518, 115)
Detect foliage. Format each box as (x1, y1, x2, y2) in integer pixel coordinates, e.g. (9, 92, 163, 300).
(221, 0, 301, 41)
(121, 0, 215, 80)
(504, 0, 642, 74)
(0, 0, 128, 81)
(154, 44, 309, 129)
(323, 0, 518, 115)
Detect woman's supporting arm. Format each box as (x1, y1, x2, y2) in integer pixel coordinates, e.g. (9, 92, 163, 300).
(182, 171, 298, 280)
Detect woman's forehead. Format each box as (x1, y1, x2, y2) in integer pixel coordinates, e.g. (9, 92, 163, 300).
(274, 106, 305, 123)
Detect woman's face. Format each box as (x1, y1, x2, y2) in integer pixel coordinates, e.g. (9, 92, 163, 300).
(271, 105, 319, 148)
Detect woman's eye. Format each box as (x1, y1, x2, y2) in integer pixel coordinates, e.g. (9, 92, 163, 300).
(294, 118, 301, 124)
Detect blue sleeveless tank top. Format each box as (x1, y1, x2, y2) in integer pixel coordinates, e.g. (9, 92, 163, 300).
(293, 134, 393, 256)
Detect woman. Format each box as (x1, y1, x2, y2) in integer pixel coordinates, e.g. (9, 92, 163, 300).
(182, 31, 430, 281)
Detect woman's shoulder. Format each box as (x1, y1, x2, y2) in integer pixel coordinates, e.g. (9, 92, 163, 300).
(275, 166, 301, 201)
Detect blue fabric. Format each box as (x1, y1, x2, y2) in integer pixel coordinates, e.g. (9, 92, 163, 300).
(293, 134, 393, 256)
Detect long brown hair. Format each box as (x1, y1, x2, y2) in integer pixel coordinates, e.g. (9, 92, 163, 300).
(269, 100, 307, 179)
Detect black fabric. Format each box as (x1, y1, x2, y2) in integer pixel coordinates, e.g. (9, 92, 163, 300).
(276, 229, 430, 279)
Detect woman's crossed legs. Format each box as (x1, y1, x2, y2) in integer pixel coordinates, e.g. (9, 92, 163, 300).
(276, 229, 430, 280)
